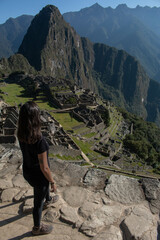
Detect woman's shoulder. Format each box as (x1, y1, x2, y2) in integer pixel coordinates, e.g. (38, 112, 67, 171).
(36, 135, 49, 153)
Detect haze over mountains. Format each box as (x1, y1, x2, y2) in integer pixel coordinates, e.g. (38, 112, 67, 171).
(63, 3, 160, 82)
(1, 4, 160, 126)
(0, 15, 33, 58)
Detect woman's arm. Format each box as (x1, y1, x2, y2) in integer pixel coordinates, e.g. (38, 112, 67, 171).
(38, 151, 57, 192)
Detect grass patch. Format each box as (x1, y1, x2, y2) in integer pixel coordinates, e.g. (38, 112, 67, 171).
(0, 83, 32, 105)
(52, 112, 83, 131)
(83, 132, 97, 138)
(49, 153, 82, 161)
(0, 82, 56, 112)
(71, 136, 103, 160)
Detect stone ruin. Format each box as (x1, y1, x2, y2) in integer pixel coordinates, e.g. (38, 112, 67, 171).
(0, 103, 81, 157)
(50, 88, 97, 109)
(94, 121, 130, 158)
(40, 110, 81, 157)
(72, 105, 105, 130)
(8, 73, 98, 111)
(53, 92, 78, 109)
(78, 89, 97, 106)
(0, 104, 18, 144)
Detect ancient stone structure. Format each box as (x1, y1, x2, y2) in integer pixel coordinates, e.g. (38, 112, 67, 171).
(72, 105, 105, 130)
(0, 105, 18, 144)
(78, 89, 97, 106)
(40, 110, 81, 156)
(53, 92, 78, 109)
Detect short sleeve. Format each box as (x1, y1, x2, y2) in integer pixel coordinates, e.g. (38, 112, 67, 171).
(37, 137, 49, 154)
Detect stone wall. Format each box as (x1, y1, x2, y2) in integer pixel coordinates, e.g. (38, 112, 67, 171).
(0, 105, 18, 144)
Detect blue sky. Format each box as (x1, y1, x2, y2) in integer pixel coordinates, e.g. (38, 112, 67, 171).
(0, 0, 160, 24)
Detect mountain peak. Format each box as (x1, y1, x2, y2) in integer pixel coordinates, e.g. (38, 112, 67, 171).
(18, 4, 89, 84)
(41, 5, 59, 12)
(92, 3, 102, 8)
(37, 4, 62, 19)
(116, 4, 128, 10)
(89, 3, 104, 10)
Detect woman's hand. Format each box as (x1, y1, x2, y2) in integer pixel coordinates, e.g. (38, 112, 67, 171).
(50, 182, 57, 193)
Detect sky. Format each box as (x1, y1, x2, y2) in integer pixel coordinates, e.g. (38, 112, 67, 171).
(0, 0, 160, 24)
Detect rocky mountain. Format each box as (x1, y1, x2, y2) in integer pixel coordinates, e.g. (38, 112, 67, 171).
(1, 4, 160, 82)
(0, 15, 34, 59)
(63, 3, 160, 82)
(0, 4, 160, 124)
(0, 53, 36, 76)
(18, 5, 96, 89)
(17, 5, 151, 119)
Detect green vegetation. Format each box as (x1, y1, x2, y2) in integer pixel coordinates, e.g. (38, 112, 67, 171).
(71, 136, 103, 161)
(0, 81, 55, 111)
(107, 107, 123, 138)
(100, 108, 110, 127)
(119, 108, 160, 173)
(1, 79, 160, 176)
(52, 112, 82, 131)
(0, 82, 32, 105)
(49, 153, 82, 161)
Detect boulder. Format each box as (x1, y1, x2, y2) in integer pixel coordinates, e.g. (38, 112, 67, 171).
(141, 178, 160, 214)
(1, 188, 20, 202)
(23, 198, 33, 213)
(83, 168, 107, 189)
(80, 204, 123, 236)
(12, 174, 29, 188)
(121, 205, 156, 240)
(0, 178, 13, 190)
(105, 174, 145, 204)
(60, 205, 82, 226)
(43, 208, 60, 222)
(141, 227, 158, 240)
(50, 158, 88, 186)
(13, 189, 28, 202)
(78, 200, 102, 219)
(62, 186, 91, 207)
(92, 225, 123, 240)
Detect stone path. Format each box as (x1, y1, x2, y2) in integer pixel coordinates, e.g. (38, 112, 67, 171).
(0, 144, 160, 240)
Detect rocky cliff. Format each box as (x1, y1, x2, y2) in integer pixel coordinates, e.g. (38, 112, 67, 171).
(18, 5, 94, 89)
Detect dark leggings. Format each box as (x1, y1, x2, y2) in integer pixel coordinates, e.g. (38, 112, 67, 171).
(33, 183, 50, 227)
(24, 171, 51, 227)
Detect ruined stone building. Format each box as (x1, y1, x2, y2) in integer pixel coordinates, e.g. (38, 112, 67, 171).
(40, 110, 81, 156)
(0, 105, 18, 144)
(72, 105, 105, 130)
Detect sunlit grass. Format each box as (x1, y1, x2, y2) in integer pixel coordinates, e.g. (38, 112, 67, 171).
(52, 112, 83, 131)
(49, 153, 83, 161)
(0, 83, 32, 105)
(0, 82, 56, 112)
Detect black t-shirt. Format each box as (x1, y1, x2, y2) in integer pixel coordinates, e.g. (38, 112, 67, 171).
(19, 136, 49, 174)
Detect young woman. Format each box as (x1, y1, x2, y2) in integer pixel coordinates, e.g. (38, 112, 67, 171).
(17, 101, 58, 235)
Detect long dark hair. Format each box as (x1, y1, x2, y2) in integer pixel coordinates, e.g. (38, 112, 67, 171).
(17, 101, 42, 144)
